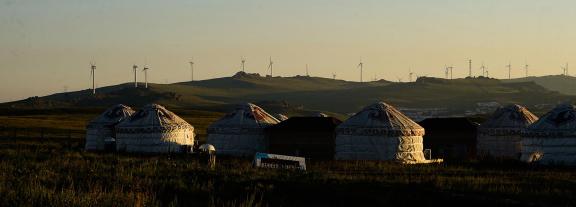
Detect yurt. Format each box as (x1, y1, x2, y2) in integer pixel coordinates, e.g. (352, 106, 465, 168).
(335, 102, 427, 163)
(207, 103, 279, 156)
(115, 104, 195, 153)
(521, 104, 576, 165)
(85, 104, 135, 151)
(477, 104, 538, 159)
(419, 117, 479, 160)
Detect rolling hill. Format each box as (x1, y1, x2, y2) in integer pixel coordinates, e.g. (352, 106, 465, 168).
(504, 75, 576, 95)
(1, 72, 574, 116)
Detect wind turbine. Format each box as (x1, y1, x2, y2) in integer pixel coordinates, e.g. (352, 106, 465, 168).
(444, 65, 449, 79)
(132, 64, 138, 88)
(468, 59, 473, 77)
(447, 65, 454, 79)
(90, 62, 96, 95)
(524, 62, 529, 78)
(332, 73, 336, 80)
(306, 64, 309, 77)
(562, 63, 569, 76)
(480, 62, 486, 77)
(143, 65, 150, 88)
(189, 59, 194, 81)
(241, 57, 246, 72)
(267, 56, 273, 77)
(409, 68, 414, 82)
(506, 62, 512, 79)
(358, 59, 363, 82)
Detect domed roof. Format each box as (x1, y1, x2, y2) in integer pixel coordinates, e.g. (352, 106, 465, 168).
(87, 104, 135, 128)
(479, 104, 538, 130)
(337, 102, 424, 136)
(524, 104, 576, 137)
(116, 104, 192, 131)
(209, 103, 279, 129)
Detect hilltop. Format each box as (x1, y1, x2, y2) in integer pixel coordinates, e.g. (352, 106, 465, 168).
(504, 75, 576, 95)
(1, 72, 573, 116)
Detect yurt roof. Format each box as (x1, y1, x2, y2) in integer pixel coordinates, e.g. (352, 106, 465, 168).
(479, 104, 538, 130)
(524, 104, 576, 137)
(337, 102, 424, 136)
(87, 104, 135, 128)
(116, 103, 193, 131)
(208, 103, 279, 130)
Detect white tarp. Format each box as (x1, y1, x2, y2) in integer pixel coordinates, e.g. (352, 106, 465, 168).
(207, 103, 279, 156)
(521, 104, 576, 165)
(335, 102, 427, 163)
(115, 104, 194, 153)
(477, 104, 538, 159)
(85, 104, 134, 151)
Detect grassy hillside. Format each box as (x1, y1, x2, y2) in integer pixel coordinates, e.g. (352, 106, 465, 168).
(504, 75, 576, 95)
(2, 72, 573, 115)
(0, 138, 575, 206)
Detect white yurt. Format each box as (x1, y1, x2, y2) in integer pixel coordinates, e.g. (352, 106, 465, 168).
(207, 103, 279, 156)
(85, 104, 135, 151)
(335, 102, 426, 163)
(115, 104, 195, 153)
(521, 104, 576, 165)
(477, 104, 538, 159)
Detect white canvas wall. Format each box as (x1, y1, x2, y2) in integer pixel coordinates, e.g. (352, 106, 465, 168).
(335, 135, 425, 162)
(116, 128, 194, 153)
(521, 137, 576, 165)
(85, 128, 113, 151)
(477, 134, 522, 159)
(207, 134, 266, 156)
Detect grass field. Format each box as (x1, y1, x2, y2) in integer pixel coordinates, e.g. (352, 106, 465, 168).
(0, 110, 575, 206)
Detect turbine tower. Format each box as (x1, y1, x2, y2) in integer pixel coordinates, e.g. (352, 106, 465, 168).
(90, 62, 96, 95)
(241, 57, 246, 72)
(409, 68, 414, 82)
(562, 63, 569, 76)
(332, 73, 336, 80)
(444, 65, 449, 79)
(132, 64, 138, 88)
(447, 65, 454, 79)
(480, 63, 486, 77)
(358, 59, 363, 82)
(143, 65, 150, 88)
(506, 62, 512, 79)
(468, 59, 472, 77)
(306, 64, 309, 76)
(524, 62, 529, 78)
(267, 57, 273, 77)
(189, 59, 194, 81)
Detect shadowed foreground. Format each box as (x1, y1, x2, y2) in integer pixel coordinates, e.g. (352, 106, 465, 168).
(0, 138, 575, 207)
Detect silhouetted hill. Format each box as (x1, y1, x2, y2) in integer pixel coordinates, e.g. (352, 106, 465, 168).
(504, 75, 576, 95)
(1, 72, 573, 116)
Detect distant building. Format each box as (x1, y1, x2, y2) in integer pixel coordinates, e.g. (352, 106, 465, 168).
(85, 104, 134, 151)
(115, 104, 195, 153)
(266, 117, 342, 160)
(477, 104, 538, 159)
(419, 118, 479, 161)
(207, 103, 279, 157)
(521, 104, 576, 165)
(335, 102, 427, 163)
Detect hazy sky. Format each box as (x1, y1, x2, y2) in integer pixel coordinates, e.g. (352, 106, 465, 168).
(2, 0, 576, 102)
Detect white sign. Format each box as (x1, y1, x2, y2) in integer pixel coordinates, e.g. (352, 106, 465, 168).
(254, 152, 306, 170)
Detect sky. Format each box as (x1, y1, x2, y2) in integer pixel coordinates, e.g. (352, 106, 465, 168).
(1, 0, 576, 102)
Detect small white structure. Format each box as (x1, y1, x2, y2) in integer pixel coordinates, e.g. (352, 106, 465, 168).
(85, 104, 135, 151)
(115, 104, 195, 153)
(254, 152, 306, 170)
(275, 114, 289, 121)
(207, 103, 279, 157)
(521, 104, 576, 165)
(335, 102, 427, 163)
(477, 104, 538, 159)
